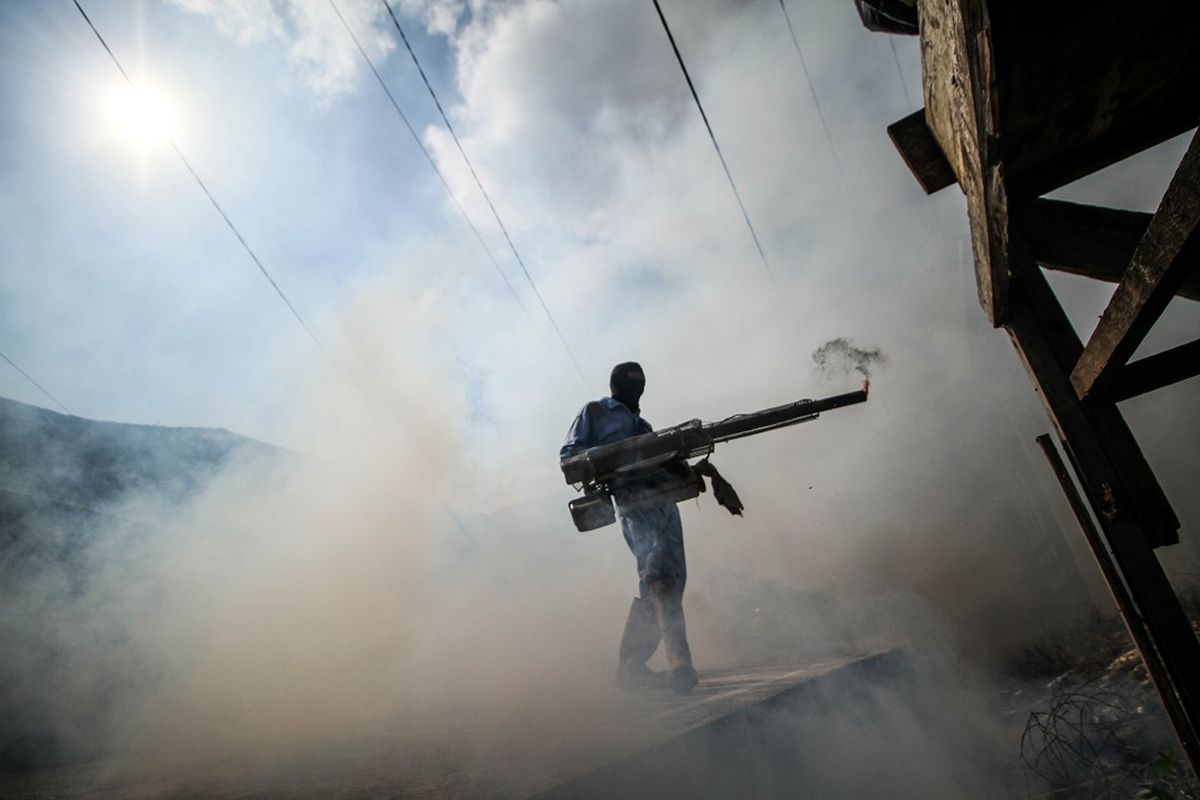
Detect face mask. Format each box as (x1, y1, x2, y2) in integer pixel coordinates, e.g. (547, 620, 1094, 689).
(610, 362, 645, 413)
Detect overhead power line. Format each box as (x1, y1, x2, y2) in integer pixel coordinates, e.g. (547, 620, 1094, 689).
(325, 0, 538, 333)
(888, 36, 916, 110)
(883, 35, 951, 236)
(377, 0, 587, 387)
(73, 0, 335, 366)
(651, 0, 773, 278)
(329, 0, 588, 388)
(0, 349, 71, 414)
(777, 0, 849, 187)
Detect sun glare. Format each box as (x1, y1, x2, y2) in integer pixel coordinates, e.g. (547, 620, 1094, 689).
(105, 84, 177, 148)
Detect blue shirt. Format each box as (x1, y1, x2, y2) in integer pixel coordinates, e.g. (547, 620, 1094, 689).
(560, 397, 652, 462)
(560, 396, 686, 585)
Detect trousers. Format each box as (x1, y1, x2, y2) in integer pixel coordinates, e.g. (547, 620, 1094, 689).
(616, 502, 692, 673)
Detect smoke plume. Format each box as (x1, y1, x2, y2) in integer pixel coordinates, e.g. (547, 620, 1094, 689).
(811, 337, 889, 380)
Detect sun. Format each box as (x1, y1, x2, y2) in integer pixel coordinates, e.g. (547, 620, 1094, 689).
(105, 83, 177, 148)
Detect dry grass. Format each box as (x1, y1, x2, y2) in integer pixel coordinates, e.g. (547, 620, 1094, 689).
(1007, 598, 1200, 800)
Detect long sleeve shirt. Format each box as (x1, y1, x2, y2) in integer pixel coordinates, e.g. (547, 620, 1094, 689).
(559, 396, 686, 585)
(560, 397, 652, 462)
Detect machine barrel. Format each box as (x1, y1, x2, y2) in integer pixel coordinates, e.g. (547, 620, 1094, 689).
(702, 385, 869, 444)
(560, 385, 868, 486)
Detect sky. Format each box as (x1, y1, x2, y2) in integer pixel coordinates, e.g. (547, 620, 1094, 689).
(1, 1, 1198, 593)
(1, 0, 959, 437)
(2, 1, 1200, 789)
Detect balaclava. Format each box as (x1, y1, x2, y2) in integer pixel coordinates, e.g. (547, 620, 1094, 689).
(610, 362, 646, 414)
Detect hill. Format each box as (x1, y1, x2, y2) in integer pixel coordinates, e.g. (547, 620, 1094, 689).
(0, 396, 285, 769)
(0, 396, 283, 510)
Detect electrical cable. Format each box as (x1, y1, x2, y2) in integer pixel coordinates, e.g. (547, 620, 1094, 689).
(330, 0, 590, 389)
(777, 0, 849, 187)
(326, 0, 541, 338)
(888, 36, 916, 110)
(881, 33, 955, 238)
(376, 0, 579, 367)
(72, 0, 335, 367)
(651, 0, 772, 278)
(0, 349, 71, 414)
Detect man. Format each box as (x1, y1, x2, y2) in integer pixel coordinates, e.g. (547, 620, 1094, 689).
(560, 362, 699, 695)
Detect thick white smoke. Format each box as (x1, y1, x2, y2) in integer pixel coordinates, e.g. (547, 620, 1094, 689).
(2, 0, 1198, 795)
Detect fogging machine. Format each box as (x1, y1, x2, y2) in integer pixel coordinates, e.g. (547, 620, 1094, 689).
(561, 385, 868, 531)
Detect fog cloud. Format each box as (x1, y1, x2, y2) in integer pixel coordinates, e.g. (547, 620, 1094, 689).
(2, 0, 1198, 794)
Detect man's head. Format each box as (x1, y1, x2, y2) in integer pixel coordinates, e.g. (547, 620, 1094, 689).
(610, 361, 645, 412)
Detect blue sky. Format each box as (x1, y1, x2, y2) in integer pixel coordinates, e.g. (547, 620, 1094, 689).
(2, 1, 512, 432)
(1, 1, 941, 436)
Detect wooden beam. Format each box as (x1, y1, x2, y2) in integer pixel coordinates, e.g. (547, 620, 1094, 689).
(1006, 243, 1179, 543)
(886, 109, 957, 194)
(918, 0, 1008, 325)
(1017, 198, 1149, 273)
(1034, 435, 1111, 591)
(1011, 117, 1200, 200)
(1072, 131, 1200, 400)
(983, 5, 1200, 198)
(1109, 339, 1200, 402)
(1017, 199, 1200, 301)
(1005, 254, 1200, 775)
(1035, 433, 1186, 730)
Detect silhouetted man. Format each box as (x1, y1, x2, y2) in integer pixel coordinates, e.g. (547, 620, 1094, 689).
(560, 362, 699, 694)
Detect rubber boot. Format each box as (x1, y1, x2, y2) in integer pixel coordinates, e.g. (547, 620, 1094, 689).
(616, 596, 666, 689)
(650, 579, 698, 695)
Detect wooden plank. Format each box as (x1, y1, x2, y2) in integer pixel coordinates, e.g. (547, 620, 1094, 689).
(1018, 199, 1200, 301)
(1005, 246, 1179, 545)
(986, 4, 1200, 198)
(1034, 435, 1114, 591)
(1034, 434, 1184, 729)
(534, 652, 907, 799)
(918, 0, 1008, 325)
(0, 654, 904, 799)
(886, 109, 957, 194)
(905, 3, 1200, 200)
(1110, 339, 1200, 402)
(1072, 130, 1200, 400)
(1089, 412, 1180, 547)
(1011, 116, 1200, 199)
(917, 0, 969, 185)
(1005, 254, 1200, 775)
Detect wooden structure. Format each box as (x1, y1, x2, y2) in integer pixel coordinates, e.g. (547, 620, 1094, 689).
(887, 0, 1200, 775)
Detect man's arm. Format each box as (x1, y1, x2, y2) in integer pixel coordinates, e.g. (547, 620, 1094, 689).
(560, 401, 603, 461)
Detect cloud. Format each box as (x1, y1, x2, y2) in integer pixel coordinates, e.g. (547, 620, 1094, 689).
(169, 0, 398, 100)
(391, 0, 470, 37)
(167, 0, 493, 100)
